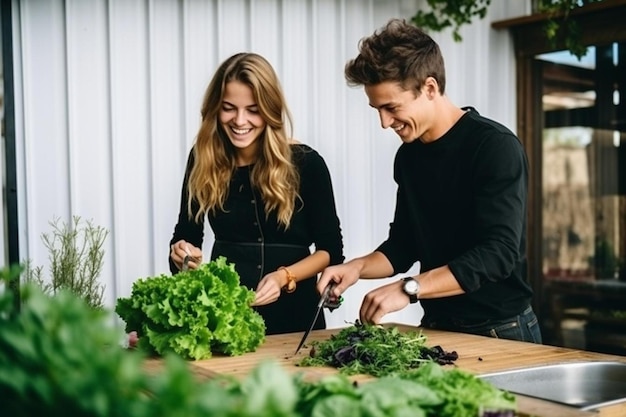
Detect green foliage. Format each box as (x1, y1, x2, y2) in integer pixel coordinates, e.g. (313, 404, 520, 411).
(0, 266, 515, 417)
(398, 362, 517, 417)
(536, 0, 603, 59)
(25, 215, 108, 309)
(411, 0, 491, 42)
(0, 269, 147, 417)
(0, 263, 23, 310)
(115, 256, 266, 360)
(294, 361, 515, 417)
(409, 0, 603, 60)
(0, 266, 273, 416)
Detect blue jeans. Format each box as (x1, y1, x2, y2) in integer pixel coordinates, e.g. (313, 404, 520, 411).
(421, 305, 543, 344)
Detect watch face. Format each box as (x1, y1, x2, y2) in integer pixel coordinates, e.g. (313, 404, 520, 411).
(404, 279, 419, 295)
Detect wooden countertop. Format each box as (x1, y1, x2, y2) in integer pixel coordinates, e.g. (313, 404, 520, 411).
(144, 324, 626, 417)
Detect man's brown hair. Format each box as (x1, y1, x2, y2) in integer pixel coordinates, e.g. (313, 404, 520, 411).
(345, 18, 446, 95)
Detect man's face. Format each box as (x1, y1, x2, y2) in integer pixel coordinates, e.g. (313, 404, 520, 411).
(364, 81, 433, 144)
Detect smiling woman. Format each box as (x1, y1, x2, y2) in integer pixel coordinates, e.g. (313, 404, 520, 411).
(169, 52, 344, 336)
(218, 80, 267, 163)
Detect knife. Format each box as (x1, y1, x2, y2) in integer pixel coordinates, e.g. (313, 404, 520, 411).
(181, 245, 198, 272)
(182, 255, 192, 272)
(294, 282, 342, 355)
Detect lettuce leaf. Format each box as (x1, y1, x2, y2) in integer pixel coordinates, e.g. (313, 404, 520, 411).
(116, 256, 265, 360)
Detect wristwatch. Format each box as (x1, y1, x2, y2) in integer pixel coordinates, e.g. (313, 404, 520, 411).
(401, 277, 420, 304)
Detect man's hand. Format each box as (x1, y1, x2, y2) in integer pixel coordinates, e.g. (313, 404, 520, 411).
(360, 279, 409, 324)
(317, 262, 361, 301)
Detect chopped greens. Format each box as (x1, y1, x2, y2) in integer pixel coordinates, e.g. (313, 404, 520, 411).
(299, 321, 458, 377)
(115, 256, 266, 360)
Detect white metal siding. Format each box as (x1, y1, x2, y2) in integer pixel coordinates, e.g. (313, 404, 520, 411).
(7, 0, 527, 328)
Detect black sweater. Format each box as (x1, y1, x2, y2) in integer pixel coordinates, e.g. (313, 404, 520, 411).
(377, 108, 533, 321)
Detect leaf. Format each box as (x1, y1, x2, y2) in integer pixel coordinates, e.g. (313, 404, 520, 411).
(310, 395, 362, 417)
(359, 378, 441, 409)
(240, 361, 298, 416)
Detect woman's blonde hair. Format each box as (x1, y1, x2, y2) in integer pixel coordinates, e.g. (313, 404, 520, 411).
(187, 52, 300, 228)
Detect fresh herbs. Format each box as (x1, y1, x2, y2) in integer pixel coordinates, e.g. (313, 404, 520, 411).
(0, 270, 148, 417)
(297, 322, 514, 416)
(24, 215, 108, 309)
(398, 362, 516, 417)
(115, 256, 266, 360)
(0, 266, 514, 417)
(294, 360, 515, 417)
(299, 322, 458, 377)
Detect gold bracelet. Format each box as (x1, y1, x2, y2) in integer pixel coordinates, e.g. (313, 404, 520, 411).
(278, 266, 296, 293)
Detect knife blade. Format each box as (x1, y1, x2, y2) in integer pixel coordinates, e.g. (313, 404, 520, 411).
(294, 283, 342, 355)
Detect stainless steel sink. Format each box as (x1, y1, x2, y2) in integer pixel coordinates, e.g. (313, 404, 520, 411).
(479, 361, 626, 411)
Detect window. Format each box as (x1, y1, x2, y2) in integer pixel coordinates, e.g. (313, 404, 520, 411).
(494, 2, 626, 354)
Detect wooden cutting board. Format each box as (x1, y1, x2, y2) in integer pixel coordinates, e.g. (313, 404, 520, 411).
(144, 325, 626, 417)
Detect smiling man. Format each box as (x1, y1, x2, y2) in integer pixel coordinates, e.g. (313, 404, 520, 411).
(318, 19, 542, 343)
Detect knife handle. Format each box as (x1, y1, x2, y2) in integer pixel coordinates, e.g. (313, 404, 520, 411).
(322, 284, 343, 312)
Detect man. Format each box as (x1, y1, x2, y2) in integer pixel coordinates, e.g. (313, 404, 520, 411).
(318, 19, 541, 343)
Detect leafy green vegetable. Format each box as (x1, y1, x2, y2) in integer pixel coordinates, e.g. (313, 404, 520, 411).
(0, 274, 150, 417)
(299, 322, 457, 377)
(1, 265, 514, 417)
(293, 360, 515, 417)
(115, 256, 266, 360)
(397, 362, 517, 417)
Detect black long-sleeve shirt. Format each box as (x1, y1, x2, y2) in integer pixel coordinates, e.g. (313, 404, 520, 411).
(170, 143, 344, 334)
(377, 107, 533, 321)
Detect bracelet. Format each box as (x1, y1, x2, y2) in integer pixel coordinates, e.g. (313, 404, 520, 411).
(278, 266, 296, 293)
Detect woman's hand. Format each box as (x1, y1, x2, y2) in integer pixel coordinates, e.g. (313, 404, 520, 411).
(251, 270, 284, 306)
(170, 240, 203, 271)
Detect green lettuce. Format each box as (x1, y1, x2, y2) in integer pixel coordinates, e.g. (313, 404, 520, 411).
(115, 256, 266, 360)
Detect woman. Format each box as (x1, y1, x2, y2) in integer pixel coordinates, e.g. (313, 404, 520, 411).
(169, 52, 344, 335)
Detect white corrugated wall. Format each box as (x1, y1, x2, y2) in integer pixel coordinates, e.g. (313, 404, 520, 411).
(5, 0, 528, 328)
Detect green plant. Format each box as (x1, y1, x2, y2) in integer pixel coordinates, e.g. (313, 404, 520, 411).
(411, 0, 492, 42)
(25, 215, 108, 309)
(0, 265, 516, 417)
(0, 266, 147, 417)
(410, 0, 604, 60)
(536, 0, 602, 59)
(115, 256, 266, 360)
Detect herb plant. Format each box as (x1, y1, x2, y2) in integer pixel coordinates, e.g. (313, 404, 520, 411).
(115, 256, 266, 360)
(24, 215, 108, 309)
(299, 322, 458, 377)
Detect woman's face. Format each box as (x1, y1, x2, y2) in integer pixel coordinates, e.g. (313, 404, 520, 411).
(219, 80, 266, 159)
